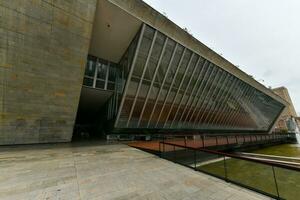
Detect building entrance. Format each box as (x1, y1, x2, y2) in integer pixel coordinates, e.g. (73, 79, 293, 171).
(73, 56, 121, 141)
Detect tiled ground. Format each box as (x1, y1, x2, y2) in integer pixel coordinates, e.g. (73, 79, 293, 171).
(0, 142, 272, 200)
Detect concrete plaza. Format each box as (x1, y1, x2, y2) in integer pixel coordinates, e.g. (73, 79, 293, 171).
(0, 142, 271, 200)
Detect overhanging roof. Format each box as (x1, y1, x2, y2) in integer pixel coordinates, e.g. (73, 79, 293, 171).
(89, 0, 142, 63)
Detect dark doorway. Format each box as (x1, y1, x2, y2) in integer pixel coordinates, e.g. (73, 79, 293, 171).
(73, 86, 113, 141)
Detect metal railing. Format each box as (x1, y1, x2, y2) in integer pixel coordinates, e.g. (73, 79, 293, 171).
(158, 133, 290, 150)
(159, 140, 300, 200)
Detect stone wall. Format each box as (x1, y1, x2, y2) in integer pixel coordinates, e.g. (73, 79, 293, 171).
(0, 0, 97, 144)
(273, 87, 297, 118)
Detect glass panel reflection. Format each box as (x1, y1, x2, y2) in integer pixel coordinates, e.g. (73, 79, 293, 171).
(115, 24, 285, 132)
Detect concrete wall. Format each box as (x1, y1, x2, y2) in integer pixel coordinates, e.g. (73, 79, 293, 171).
(273, 87, 297, 118)
(0, 0, 97, 145)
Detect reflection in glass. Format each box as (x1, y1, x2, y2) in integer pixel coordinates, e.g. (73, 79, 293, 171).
(115, 24, 285, 132)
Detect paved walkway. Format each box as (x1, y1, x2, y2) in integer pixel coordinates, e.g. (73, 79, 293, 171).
(0, 142, 271, 200)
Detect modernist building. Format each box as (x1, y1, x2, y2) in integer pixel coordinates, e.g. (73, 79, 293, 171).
(0, 0, 287, 145)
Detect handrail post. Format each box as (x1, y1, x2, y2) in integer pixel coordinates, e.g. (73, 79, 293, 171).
(194, 149, 197, 170)
(174, 145, 176, 162)
(163, 137, 165, 154)
(235, 135, 238, 144)
(159, 141, 161, 158)
(272, 166, 280, 199)
(223, 155, 228, 182)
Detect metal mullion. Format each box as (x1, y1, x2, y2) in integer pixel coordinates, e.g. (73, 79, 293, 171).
(205, 73, 230, 127)
(114, 24, 146, 127)
(216, 77, 239, 124)
(112, 92, 116, 117)
(240, 87, 258, 129)
(115, 70, 121, 117)
(190, 67, 217, 127)
(237, 85, 258, 129)
(92, 59, 99, 88)
(218, 80, 243, 127)
(107, 98, 111, 119)
(183, 62, 211, 126)
(223, 82, 248, 128)
(263, 97, 272, 128)
(248, 89, 265, 129)
(170, 56, 200, 128)
(110, 97, 113, 119)
(147, 43, 179, 128)
(265, 96, 276, 125)
(227, 84, 250, 128)
(213, 78, 239, 125)
(201, 70, 229, 126)
(176, 58, 204, 128)
(193, 66, 219, 127)
(125, 30, 158, 127)
(163, 53, 195, 129)
(244, 88, 260, 129)
(257, 93, 270, 128)
(86, 59, 93, 79)
(137, 37, 168, 127)
(109, 95, 112, 119)
(155, 48, 187, 128)
(263, 97, 271, 126)
(220, 81, 244, 126)
(104, 62, 110, 90)
(230, 82, 255, 129)
(241, 87, 259, 129)
(197, 69, 224, 127)
(229, 84, 252, 128)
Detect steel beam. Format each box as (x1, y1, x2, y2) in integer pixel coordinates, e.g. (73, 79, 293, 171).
(155, 48, 187, 128)
(163, 53, 195, 128)
(170, 56, 201, 128)
(178, 59, 207, 128)
(114, 24, 146, 127)
(147, 43, 179, 128)
(126, 30, 158, 127)
(137, 37, 168, 127)
(204, 73, 230, 127)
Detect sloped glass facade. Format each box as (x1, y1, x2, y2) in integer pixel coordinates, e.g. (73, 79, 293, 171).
(115, 24, 285, 132)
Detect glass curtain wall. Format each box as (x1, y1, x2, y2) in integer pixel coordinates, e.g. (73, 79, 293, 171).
(83, 55, 119, 91)
(115, 24, 285, 132)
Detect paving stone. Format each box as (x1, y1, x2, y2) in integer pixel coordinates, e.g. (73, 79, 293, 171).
(0, 142, 272, 200)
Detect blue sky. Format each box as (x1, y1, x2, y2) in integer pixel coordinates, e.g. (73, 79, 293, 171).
(144, 0, 300, 115)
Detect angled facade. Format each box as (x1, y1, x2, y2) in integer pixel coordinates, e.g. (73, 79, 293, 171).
(0, 0, 287, 145)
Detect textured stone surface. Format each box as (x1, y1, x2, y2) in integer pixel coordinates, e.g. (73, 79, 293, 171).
(0, 0, 97, 144)
(0, 143, 271, 200)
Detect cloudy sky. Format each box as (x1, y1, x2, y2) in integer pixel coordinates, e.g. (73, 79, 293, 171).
(144, 0, 300, 115)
